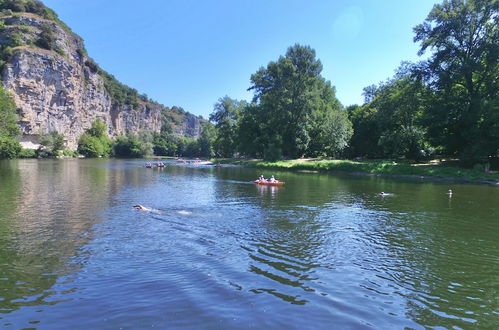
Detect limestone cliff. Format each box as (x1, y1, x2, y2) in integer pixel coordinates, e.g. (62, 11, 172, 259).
(0, 10, 204, 150)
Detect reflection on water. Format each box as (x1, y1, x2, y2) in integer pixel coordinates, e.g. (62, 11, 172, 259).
(0, 159, 153, 316)
(0, 159, 498, 328)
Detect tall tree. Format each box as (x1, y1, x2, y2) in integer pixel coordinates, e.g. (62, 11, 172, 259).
(209, 96, 245, 157)
(0, 86, 19, 139)
(0, 86, 21, 159)
(414, 0, 499, 163)
(198, 122, 216, 158)
(375, 66, 430, 159)
(249, 44, 350, 159)
(308, 81, 352, 157)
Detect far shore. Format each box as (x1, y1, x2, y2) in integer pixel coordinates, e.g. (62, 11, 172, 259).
(210, 158, 499, 186)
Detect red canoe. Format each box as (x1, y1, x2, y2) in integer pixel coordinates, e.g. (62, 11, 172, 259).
(254, 180, 285, 186)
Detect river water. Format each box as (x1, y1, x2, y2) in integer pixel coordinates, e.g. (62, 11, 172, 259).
(0, 159, 497, 329)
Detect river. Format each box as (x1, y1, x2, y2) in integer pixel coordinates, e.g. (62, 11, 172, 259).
(0, 159, 497, 329)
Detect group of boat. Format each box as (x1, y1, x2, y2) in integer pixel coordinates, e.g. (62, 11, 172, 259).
(143, 161, 285, 186)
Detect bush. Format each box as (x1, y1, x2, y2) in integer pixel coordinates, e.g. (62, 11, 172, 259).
(77, 119, 112, 157)
(378, 126, 426, 161)
(153, 134, 177, 156)
(9, 32, 23, 47)
(0, 136, 21, 158)
(113, 133, 153, 158)
(18, 148, 36, 158)
(36, 23, 56, 50)
(78, 133, 105, 157)
(39, 130, 65, 155)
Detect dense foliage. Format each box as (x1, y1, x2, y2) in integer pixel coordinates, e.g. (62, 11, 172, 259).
(39, 130, 65, 156)
(209, 97, 246, 157)
(0, 0, 73, 34)
(415, 0, 499, 164)
(113, 132, 153, 158)
(248, 44, 351, 159)
(208, 45, 352, 160)
(77, 119, 111, 157)
(0, 85, 21, 158)
(1, 0, 497, 168)
(347, 0, 498, 166)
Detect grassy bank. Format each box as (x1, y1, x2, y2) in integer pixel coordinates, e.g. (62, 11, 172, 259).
(212, 158, 499, 183)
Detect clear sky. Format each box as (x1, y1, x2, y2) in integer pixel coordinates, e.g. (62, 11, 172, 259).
(43, 0, 439, 118)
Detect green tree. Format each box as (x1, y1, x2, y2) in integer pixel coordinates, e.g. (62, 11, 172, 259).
(112, 131, 153, 158)
(87, 118, 108, 139)
(0, 136, 21, 158)
(346, 104, 380, 158)
(307, 81, 352, 157)
(113, 135, 140, 158)
(176, 137, 199, 157)
(373, 67, 430, 160)
(209, 96, 245, 157)
(249, 44, 321, 158)
(39, 130, 65, 155)
(198, 122, 216, 158)
(153, 123, 179, 156)
(77, 133, 105, 157)
(237, 103, 263, 157)
(77, 119, 111, 157)
(36, 23, 56, 51)
(248, 44, 351, 159)
(0, 86, 21, 158)
(0, 86, 20, 138)
(414, 0, 499, 163)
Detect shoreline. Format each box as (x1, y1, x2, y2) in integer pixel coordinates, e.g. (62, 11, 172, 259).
(212, 158, 499, 186)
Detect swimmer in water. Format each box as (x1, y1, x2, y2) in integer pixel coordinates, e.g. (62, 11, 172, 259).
(133, 205, 191, 215)
(133, 204, 163, 214)
(447, 189, 453, 196)
(133, 204, 150, 211)
(379, 192, 392, 197)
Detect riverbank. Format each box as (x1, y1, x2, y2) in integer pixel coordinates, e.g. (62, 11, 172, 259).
(212, 158, 499, 185)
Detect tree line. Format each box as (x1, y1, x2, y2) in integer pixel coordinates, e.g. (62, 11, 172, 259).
(0, 0, 497, 167)
(204, 0, 498, 166)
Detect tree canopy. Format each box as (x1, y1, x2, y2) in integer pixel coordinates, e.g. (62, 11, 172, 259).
(244, 44, 351, 159)
(414, 0, 499, 162)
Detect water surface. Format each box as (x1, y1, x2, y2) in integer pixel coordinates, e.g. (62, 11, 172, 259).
(0, 159, 497, 328)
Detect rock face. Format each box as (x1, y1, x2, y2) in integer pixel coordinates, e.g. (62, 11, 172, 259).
(0, 13, 203, 150)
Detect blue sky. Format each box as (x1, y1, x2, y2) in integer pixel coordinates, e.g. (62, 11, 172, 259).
(43, 0, 439, 118)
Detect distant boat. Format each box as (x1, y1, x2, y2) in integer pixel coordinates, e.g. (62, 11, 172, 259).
(156, 162, 165, 168)
(145, 163, 152, 168)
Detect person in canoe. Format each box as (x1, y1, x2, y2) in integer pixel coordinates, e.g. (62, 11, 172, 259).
(269, 175, 277, 183)
(257, 174, 267, 182)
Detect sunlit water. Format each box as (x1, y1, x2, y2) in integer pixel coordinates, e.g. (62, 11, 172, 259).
(0, 159, 497, 329)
